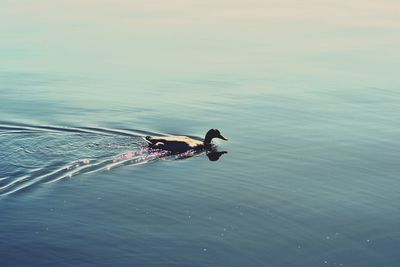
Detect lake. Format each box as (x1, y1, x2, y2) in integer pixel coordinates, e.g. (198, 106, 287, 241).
(1, 1, 400, 266)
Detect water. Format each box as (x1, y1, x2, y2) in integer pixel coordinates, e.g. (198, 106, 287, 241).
(1, 1, 400, 266)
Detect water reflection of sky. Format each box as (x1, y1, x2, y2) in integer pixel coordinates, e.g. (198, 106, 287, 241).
(1, 0, 399, 88)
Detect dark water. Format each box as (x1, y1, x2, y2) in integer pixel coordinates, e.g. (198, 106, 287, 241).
(1, 1, 400, 267)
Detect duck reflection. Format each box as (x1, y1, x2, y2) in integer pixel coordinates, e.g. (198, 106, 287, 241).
(171, 148, 228, 162)
(206, 150, 228, 161)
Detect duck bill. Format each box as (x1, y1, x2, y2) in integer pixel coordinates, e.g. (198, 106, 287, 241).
(218, 134, 228, 141)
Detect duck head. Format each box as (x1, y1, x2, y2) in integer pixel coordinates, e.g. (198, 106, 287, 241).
(204, 129, 228, 145)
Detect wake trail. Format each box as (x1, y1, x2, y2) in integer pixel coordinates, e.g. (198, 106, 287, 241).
(0, 121, 205, 197)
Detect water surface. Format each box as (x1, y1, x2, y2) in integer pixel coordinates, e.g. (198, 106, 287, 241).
(1, 1, 400, 266)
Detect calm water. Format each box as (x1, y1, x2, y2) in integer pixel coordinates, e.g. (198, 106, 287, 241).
(1, 1, 400, 266)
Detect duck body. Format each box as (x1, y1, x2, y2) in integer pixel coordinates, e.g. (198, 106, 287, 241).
(144, 129, 227, 153)
(145, 135, 205, 152)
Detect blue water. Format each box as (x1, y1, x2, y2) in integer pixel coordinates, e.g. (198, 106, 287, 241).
(1, 1, 400, 266)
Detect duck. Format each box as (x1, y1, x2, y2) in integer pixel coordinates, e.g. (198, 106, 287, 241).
(144, 129, 228, 153)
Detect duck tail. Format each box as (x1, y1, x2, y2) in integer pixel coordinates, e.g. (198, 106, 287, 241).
(143, 136, 152, 144)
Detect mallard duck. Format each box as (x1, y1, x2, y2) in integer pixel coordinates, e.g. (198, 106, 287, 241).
(144, 129, 228, 152)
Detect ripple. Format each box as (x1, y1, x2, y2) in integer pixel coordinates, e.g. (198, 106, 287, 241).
(0, 122, 205, 197)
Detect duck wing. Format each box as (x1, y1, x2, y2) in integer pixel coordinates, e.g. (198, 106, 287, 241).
(145, 135, 183, 144)
(145, 135, 204, 150)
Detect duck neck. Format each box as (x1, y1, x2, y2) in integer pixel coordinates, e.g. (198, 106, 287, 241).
(204, 135, 213, 146)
